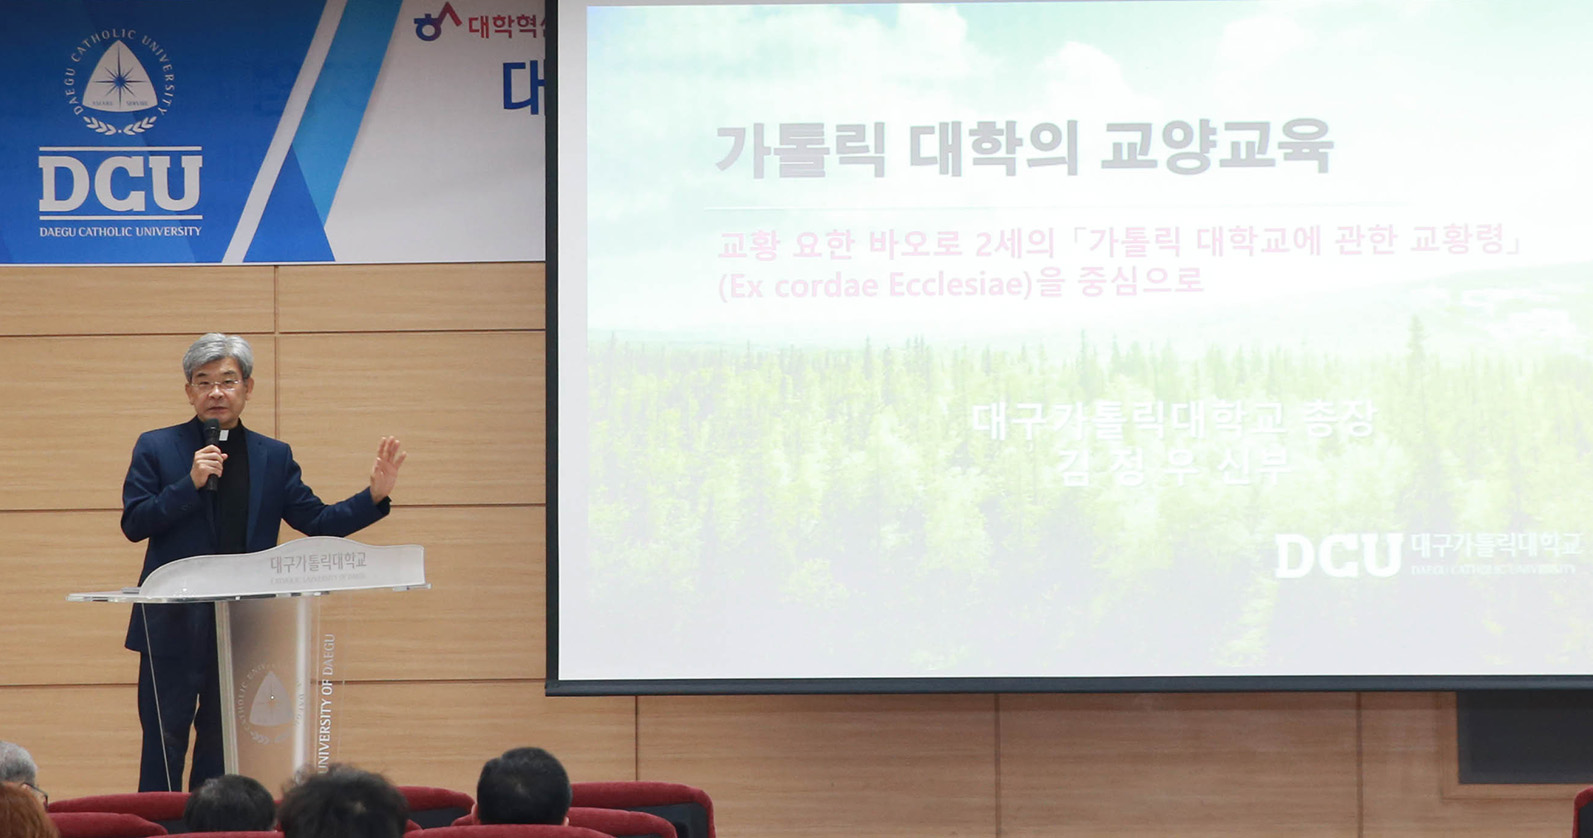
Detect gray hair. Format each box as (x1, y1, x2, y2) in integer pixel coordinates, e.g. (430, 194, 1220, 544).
(0, 740, 38, 785)
(183, 332, 254, 381)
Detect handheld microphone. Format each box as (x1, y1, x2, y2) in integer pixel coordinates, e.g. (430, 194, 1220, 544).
(202, 418, 221, 491)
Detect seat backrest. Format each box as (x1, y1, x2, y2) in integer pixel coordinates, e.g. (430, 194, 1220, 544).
(418, 826, 614, 838)
(49, 811, 170, 838)
(454, 807, 677, 838)
(49, 793, 190, 833)
(179, 833, 279, 838)
(396, 786, 475, 830)
(1575, 785, 1593, 838)
(568, 806, 677, 838)
(571, 782, 714, 838)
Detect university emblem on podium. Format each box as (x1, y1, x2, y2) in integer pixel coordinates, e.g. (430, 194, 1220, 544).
(237, 663, 303, 745)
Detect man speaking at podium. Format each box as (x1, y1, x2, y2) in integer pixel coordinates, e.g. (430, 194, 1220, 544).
(121, 333, 406, 792)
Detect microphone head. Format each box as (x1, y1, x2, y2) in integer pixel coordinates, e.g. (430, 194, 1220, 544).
(203, 417, 221, 443)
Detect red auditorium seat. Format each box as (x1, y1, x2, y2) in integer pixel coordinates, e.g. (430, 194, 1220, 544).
(48, 811, 168, 838)
(179, 833, 279, 838)
(415, 826, 614, 838)
(452, 806, 677, 838)
(571, 782, 714, 838)
(48, 792, 189, 833)
(1574, 785, 1593, 838)
(396, 785, 476, 829)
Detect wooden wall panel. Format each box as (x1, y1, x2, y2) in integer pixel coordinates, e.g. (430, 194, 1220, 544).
(1000, 692, 1360, 838)
(0, 267, 274, 337)
(0, 511, 143, 687)
(0, 334, 276, 511)
(319, 505, 545, 681)
(0, 684, 141, 798)
(276, 332, 544, 506)
(637, 694, 997, 838)
(333, 681, 634, 795)
(277, 263, 544, 333)
(1360, 692, 1566, 838)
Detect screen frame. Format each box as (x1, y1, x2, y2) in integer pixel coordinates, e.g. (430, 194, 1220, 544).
(542, 0, 1593, 697)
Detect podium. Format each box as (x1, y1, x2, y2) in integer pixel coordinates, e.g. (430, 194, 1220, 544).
(69, 536, 428, 791)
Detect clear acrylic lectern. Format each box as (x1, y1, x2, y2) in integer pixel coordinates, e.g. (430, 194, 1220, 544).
(69, 536, 427, 791)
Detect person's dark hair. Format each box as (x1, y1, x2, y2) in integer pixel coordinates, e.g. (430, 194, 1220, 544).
(277, 765, 408, 838)
(476, 747, 572, 825)
(185, 773, 276, 832)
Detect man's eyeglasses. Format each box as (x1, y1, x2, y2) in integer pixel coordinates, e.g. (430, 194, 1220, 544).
(188, 378, 242, 393)
(22, 781, 47, 806)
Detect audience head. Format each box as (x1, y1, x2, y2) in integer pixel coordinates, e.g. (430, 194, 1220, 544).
(278, 764, 408, 838)
(0, 782, 58, 838)
(476, 746, 572, 826)
(185, 773, 277, 832)
(0, 741, 39, 787)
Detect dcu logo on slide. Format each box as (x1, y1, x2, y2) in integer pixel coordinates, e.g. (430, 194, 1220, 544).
(41, 27, 203, 229)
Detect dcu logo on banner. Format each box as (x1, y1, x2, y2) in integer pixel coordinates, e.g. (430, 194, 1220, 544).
(0, 0, 545, 264)
(42, 28, 204, 227)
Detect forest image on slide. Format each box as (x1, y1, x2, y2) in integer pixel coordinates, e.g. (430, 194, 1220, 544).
(577, 266, 1593, 677)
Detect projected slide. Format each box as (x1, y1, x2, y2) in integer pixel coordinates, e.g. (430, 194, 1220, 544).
(553, 0, 1593, 687)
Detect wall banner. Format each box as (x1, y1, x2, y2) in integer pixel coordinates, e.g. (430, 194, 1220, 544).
(0, 0, 545, 264)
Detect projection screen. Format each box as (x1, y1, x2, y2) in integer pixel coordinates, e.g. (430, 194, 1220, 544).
(549, 0, 1593, 693)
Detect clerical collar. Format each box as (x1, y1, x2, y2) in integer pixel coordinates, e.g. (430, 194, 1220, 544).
(195, 418, 248, 442)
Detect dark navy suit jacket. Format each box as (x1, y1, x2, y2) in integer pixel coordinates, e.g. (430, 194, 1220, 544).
(121, 418, 390, 656)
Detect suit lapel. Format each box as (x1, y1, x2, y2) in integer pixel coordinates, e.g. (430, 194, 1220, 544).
(247, 430, 267, 551)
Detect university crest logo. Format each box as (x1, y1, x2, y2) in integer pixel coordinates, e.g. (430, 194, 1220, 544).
(236, 663, 303, 745)
(64, 29, 177, 136)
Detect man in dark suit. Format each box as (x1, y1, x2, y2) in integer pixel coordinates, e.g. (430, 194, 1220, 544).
(122, 332, 406, 792)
